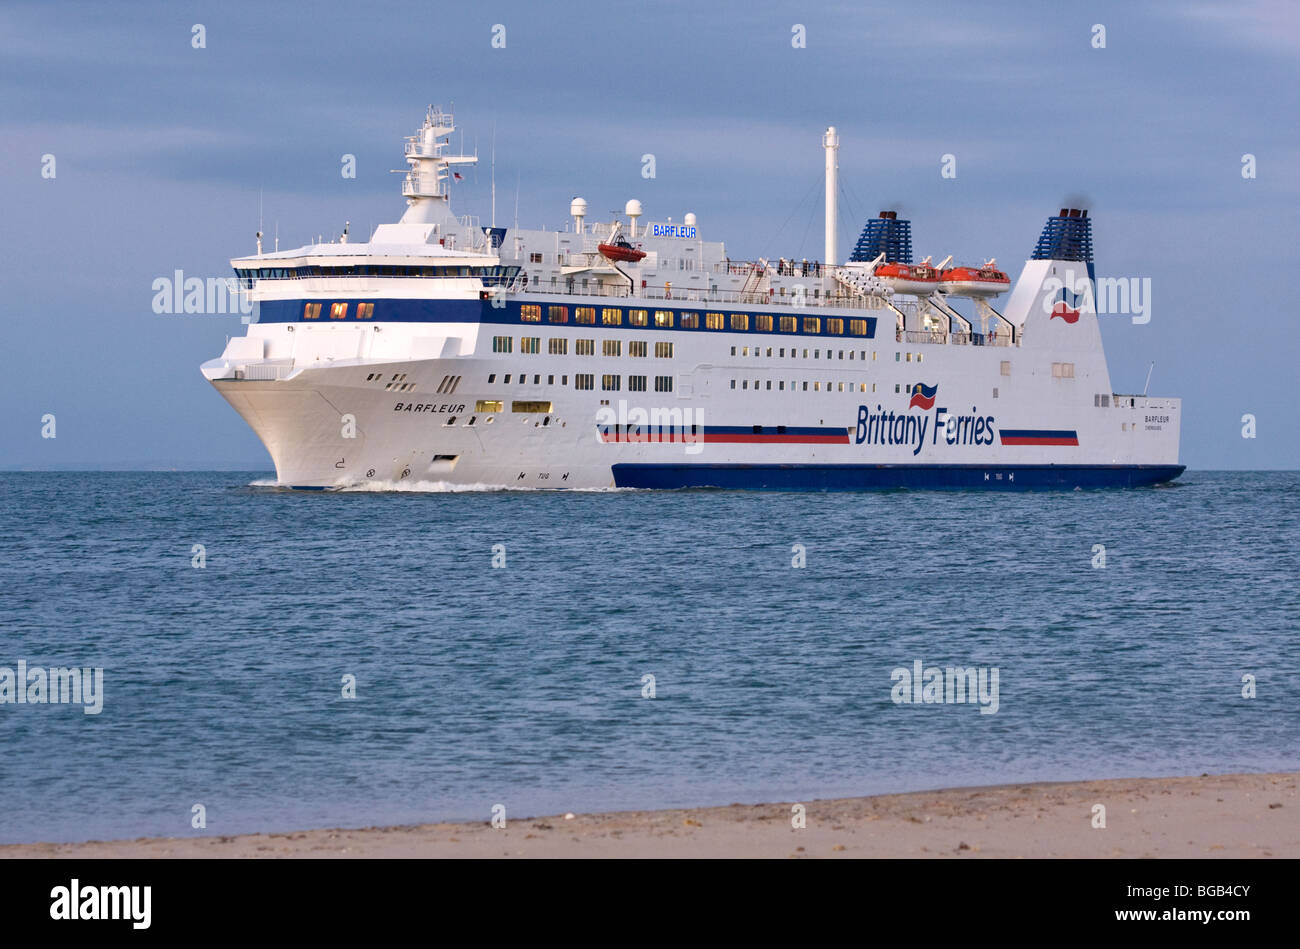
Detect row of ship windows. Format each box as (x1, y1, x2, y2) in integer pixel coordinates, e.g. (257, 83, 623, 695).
(484, 372, 674, 392)
(304, 302, 376, 320)
(493, 336, 674, 357)
(519, 305, 869, 336)
(728, 380, 944, 395)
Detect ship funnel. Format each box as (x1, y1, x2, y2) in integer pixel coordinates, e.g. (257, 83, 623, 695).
(1033, 208, 1093, 262)
(850, 211, 913, 264)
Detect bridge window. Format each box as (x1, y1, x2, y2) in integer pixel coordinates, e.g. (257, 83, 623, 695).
(575, 307, 596, 325)
(547, 305, 568, 323)
(521, 305, 542, 322)
(629, 309, 649, 326)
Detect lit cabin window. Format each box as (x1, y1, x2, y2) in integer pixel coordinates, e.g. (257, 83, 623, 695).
(826, 318, 844, 335)
(730, 313, 749, 331)
(705, 313, 725, 330)
(601, 308, 623, 326)
(850, 319, 867, 336)
(329, 302, 348, 320)
(529, 253, 543, 263)
(356, 302, 375, 319)
(476, 400, 504, 413)
(575, 307, 596, 325)
(576, 339, 595, 355)
(512, 400, 553, 413)
(654, 310, 673, 327)
(679, 312, 699, 329)
(547, 306, 568, 323)
(655, 341, 673, 357)
(629, 340, 647, 357)
(779, 316, 796, 333)
(803, 317, 820, 334)
(303, 303, 322, 320)
(520, 305, 542, 322)
(756, 314, 773, 332)
(601, 374, 621, 391)
(492, 336, 512, 353)
(603, 339, 621, 357)
(629, 309, 649, 326)
(521, 337, 541, 354)
(548, 338, 568, 355)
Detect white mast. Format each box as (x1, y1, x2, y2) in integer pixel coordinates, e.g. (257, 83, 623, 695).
(823, 126, 839, 266)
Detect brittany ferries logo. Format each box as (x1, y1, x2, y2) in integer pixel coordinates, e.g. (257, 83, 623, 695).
(908, 383, 938, 410)
(1050, 288, 1084, 323)
(856, 384, 996, 455)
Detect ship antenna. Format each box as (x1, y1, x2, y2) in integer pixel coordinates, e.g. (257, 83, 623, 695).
(1143, 362, 1155, 396)
(274, 220, 279, 252)
(491, 121, 496, 228)
(514, 170, 520, 231)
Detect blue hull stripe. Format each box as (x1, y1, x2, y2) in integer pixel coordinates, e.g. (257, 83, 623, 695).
(611, 463, 1187, 491)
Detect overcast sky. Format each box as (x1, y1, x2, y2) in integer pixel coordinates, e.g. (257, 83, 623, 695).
(2, 0, 1297, 469)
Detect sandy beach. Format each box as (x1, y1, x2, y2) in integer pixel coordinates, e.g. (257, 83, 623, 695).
(3, 772, 1295, 858)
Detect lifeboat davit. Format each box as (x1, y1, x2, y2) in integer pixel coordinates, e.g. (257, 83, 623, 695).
(598, 240, 647, 263)
(938, 260, 1010, 297)
(872, 258, 942, 296)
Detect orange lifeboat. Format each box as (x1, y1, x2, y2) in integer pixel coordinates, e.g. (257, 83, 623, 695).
(938, 259, 1009, 297)
(598, 240, 647, 263)
(872, 257, 942, 296)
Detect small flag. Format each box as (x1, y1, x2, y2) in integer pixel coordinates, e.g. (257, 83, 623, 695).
(453, 172, 463, 180)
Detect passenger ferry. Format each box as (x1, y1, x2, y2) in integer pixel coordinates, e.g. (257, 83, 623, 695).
(201, 107, 1183, 490)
